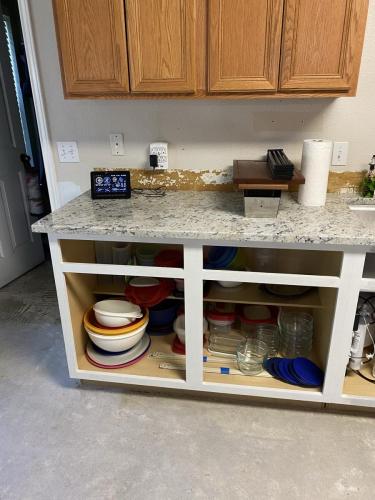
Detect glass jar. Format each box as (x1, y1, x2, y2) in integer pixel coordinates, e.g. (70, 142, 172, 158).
(236, 339, 268, 375)
(254, 324, 279, 357)
(278, 310, 313, 358)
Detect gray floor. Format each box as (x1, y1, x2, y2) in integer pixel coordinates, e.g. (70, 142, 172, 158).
(1, 262, 375, 500)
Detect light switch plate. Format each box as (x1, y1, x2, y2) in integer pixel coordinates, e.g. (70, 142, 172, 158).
(57, 141, 80, 163)
(332, 141, 349, 166)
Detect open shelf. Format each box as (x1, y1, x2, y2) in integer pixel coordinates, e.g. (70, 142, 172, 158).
(78, 333, 184, 380)
(204, 246, 342, 277)
(65, 272, 185, 382)
(203, 345, 321, 392)
(203, 287, 337, 393)
(93, 280, 184, 300)
(343, 363, 375, 399)
(204, 282, 323, 308)
(60, 239, 183, 268)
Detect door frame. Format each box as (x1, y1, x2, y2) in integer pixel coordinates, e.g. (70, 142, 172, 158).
(17, 0, 61, 210)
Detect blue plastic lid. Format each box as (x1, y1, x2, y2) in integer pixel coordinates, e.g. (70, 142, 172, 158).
(278, 358, 300, 385)
(291, 358, 324, 387)
(264, 358, 278, 378)
(271, 358, 284, 379)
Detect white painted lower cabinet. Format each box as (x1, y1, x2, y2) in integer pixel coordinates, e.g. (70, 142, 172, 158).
(48, 235, 375, 409)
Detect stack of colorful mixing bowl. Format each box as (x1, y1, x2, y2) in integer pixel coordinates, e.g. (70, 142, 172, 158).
(83, 299, 150, 369)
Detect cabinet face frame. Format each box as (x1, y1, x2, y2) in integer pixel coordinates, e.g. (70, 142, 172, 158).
(279, 0, 369, 93)
(208, 0, 284, 93)
(125, 0, 197, 93)
(53, 0, 130, 96)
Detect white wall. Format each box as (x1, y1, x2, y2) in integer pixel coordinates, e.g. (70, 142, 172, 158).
(30, 0, 375, 198)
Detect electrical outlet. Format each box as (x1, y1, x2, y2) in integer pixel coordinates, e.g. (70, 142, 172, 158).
(110, 134, 125, 156)
(332, 141, 349, 166)
(150, 142, 168, 170)
(57, 141, 80, 163)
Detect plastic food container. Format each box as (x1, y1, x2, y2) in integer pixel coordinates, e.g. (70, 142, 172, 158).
(148, 299, 179, 327)
(278, 310, 314, 358)
(125, 277, 174, 307)
(205, 247, 245, 270)
(254, 324, 279, 357)
(217, 281, 243, 288)
(135, 244, 160, 266)
(155, 249, 183, 268)
(93, 299, 142, 328)
(206, 247, 237, 269)
(236, 339, 268, 375)
(112, 243, 132, 265)
(85, 320, 148, 352)
(208, 331, 244, 357)
(240, 305, 277, 336)
(173, 314, 208, 344)
(206, 309, 236, 335)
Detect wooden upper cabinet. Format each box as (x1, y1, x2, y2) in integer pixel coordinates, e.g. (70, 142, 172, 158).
(125, 0, 197, 93)
(208, 0, 284, 93)
(53, 0, 130, 96)
(279, 0, 369, 92)
(52, 0, 369, 98)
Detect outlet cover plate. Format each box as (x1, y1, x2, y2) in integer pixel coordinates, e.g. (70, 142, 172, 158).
(332, 141, 349, 166)
(110, 134, 125, 156)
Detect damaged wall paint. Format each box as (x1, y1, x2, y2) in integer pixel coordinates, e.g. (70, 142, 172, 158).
(94, 167, 365, 193)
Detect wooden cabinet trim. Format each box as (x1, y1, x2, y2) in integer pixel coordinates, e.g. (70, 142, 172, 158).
(208, 0, 284, 93)
(125, 0, 197, 93)
(53, 0, 130, 96)
(279, 0, 369, 92)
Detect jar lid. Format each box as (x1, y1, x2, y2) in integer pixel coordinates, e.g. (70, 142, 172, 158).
(240, 305, 277, 324)
(206, 310, 236, 321)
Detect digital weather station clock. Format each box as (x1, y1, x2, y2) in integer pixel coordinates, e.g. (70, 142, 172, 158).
(90, 171, 131, 199)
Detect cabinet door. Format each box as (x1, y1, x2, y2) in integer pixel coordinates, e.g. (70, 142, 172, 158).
(125, 0, 196, 93)
(279, 0, 368, 92)
(208, 0, 283, 93)
(53, 0, 130, 96)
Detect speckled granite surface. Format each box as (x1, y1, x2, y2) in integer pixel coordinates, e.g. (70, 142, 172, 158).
(32, 190, 375, 247)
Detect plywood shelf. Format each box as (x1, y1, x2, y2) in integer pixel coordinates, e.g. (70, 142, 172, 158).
(95, 281, 321, 308)
(93, 282, 184, 300)
(202, 344, 321, 393)
(204, 282, 322, 308)
(78, 333, 185, 380)
(343, 363, 375, 399)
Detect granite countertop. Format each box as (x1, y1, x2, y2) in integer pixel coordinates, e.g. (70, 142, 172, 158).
(32, 190, 375, 247)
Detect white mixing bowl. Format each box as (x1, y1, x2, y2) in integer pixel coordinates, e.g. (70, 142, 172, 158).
(93, 299, 142, 328)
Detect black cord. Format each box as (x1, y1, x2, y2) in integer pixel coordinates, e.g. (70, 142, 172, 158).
(132, 187, 166, 197)
(353, 369, 375, 384)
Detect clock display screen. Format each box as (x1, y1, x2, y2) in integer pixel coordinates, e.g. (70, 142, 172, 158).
(91, 171, 131, 199)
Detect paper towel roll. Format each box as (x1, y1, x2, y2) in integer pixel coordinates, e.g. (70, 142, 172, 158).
(298, 139, 333, 207)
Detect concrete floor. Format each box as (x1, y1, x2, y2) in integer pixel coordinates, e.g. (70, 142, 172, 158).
(1, 262, 375, 499)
